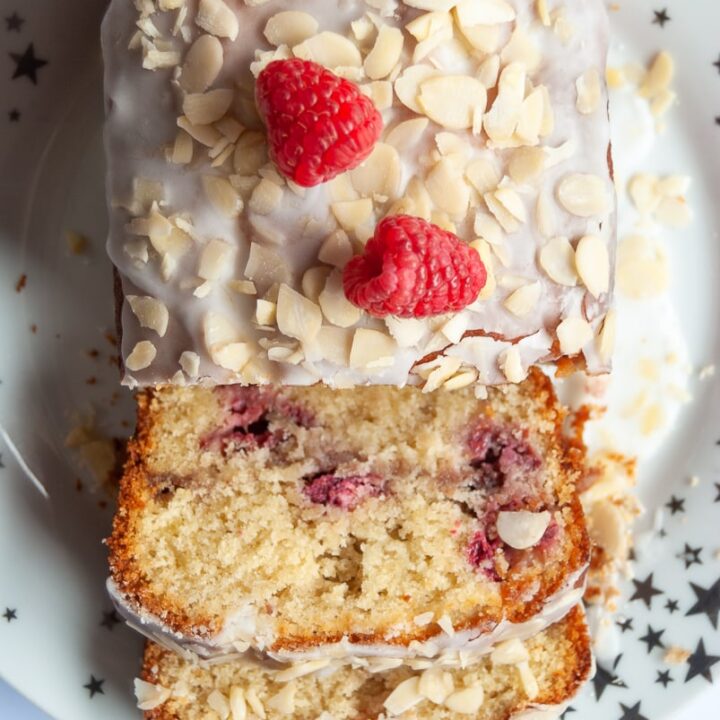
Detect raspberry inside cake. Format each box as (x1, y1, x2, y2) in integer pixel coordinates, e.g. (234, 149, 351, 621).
(108, 370, 588, 659)
(138, 606, 592, 720)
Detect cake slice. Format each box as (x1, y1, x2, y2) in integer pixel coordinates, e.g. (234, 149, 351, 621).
(108, 369, 589, 661)
(136, 605, 593, 719)
(103, 0, 616, 390)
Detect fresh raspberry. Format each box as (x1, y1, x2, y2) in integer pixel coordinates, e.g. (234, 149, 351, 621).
(343, 215, 487, 318)
(255, 59, 383, 187)
(303, 472, 384, 511)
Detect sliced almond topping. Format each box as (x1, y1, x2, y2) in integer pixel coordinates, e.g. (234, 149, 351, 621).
(500, 28, 540, 73)
(126, 341, 157, 372)
(182, 89, 234, 125)
(515, 87, 544, 145)
(469, 240, 496, 301)
(412, 14, 453, 63)
(319, 271, 362, 328)
(483, 63, 525, 143)
(465, 158, 500, 196)
(207, 690, 230, 718)
(328, 173, 359, 203)
(349, 328, 397, 369)
(484, 192, 519, 234)
(406, 9, 452, 41)
(418, 667, 454, 705)
(293, 32, 362, 68)
(656, 175, 691, 197)
(134, 679, 171, 711)
(385, 118, 429, 152)
(253, 298, 277, 327)
(404, 0, 455, 10)
(536, 0, 551, 25)
(276, 284, 322, 342)
(494, 186, 526, 223)
(318, 230, 354, 268)
(557, 173, 609, 217)
(457, 23, 500, 53)
(535, 190, 555, 238)
(198, 239, 234, 281)
(127, 296, 169, 337)
(491, 638, 529, 665)
(229, 686, 246, 720)
(364, 25, 404, 80)
(539, 237, 577, 286)
(575, 235, 609, 298)
(441, 313, 469, 343)
(179, 351, 200, 378)
(331, 198, 374, 231)
(517, 661, 540, 700)
(497, 510, 551, 549)
(301, 266, 331, 303)
(267, 682, 295, 714)
(477, 53, 500, 90)
(244, 242, 292, 287)
(177, 115, 222, 147)
(426, 158, 470, 217)
(508, 146, 545, 184)
(350, 143, 401, 199)
(424, 356, 464, 392)
(639, 51, 674, 99)
(233, 132, 268, 175)
(444, 369, 478, 390)
(598, 310, 617, 364)
(444, 685, 485, 714)
(383, 677, 423, 716)
(263, 11, 318, 47)
(170, 130, 194, 164)
(195, 0, 238, 40)
(180, 34, 224, 93)
(503, 282, 541, 317)
(557, 317, 593, 355)
(454, 0, 515, 26)
(202, 175, 243, 217)
(385, 316, 427, 347)
(395, 65, 440, 113)
(418, 76, 487, 130)
(500, 345, 526, 383)
(249, 178, 283, 215)
(576, 68, 601, 114)
(244, 688, 266, 720)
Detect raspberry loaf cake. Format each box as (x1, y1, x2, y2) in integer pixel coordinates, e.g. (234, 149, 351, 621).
(137, 606, 593, 719)
(107, 370, 589, 661)
(102, 0, 616, 389)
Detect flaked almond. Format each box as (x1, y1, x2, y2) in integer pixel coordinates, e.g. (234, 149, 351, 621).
(179, 351, 200, 378)
(293, 32, 362, 68)
(406, 9, 452, 41)
(395, 65, 440, 113)
(229, 686, 246, 720)
(318, 230, 353, 268)
(196, 0, 238, 40)
(127, 296, 169, 337)
(500, 28, 540, 73)
(424, 356, 464, 393)
(233, 132, 268, 175)
(454, 0, 515, 26)
(183, 89, 234, 125)
(331, 198, 374, 231)
(385, 316, 427, 347)
(576, 68, 601, 114)
(254, 298, 277, 326)
(515, 88, 544, 145)
(639, 51, 674, 99)
(276, 284, 322, 342)
(364, 25, 403, 80)
(244, 242, 292, 287)
(319, 271, 362, 327)
(628, 173, 660, 214)
(536, 0, 551, 25)
(350, 143, 401, 199)
(508, 146, 545, 184)
(349, 328, 397, 369)
(310, 326, 352, 365)
(360, 80, 393, 110)
(177, 115, 221, 147)
(418, 667, 454, 705)
(418, 75, 487, 130)
(383, 677, 423, 716)
(557, 173, 608, 217)
(263, 11, 318, 47)
(170, 130, 194, 164)
(244, 688, 266, 720)
(500, 345, 526, 383)
(134, 679, 171, 711)
(435, 132, 470, 157)
(444, 685, 485, 714)
(503, 282, 541, 317)
(444, 369, 478, 390)
(302, 266, 331, 303)
(427, 158, 470, 217)
(203, 311, 239, 349)
(575, 235, 609, 298)
(199, 239, 234, 281)
(126, 341, 157, 372)
(598, 310, 617, 363)
(539, 237, 577, 286)
(457, 23, 500, 53)
(517, 662, 539, 699)
(557, 317, 593, 355)
(496, 510, 551, 549)
(494, 186, 526, 223)
(267, 683, 295, 714)
(491, 638, 529, 665)
(465, 158, 500, 195)
(617, 234, 669, 298)
(249, 178, 283, 215)
(411, 13, 453, 63)
(483, 63, 525, 143)
(207, 690, 230, 718)
(202, 175, 243, 217)
(385, 118, 429, 152)
(535, 191, 555, 238)
(484, 192, 519, 234)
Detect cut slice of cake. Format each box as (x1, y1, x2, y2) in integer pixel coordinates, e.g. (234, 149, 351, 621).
(103, 0, 616, 390)
(108, 369, 589, 661)
(136, 605, 593, 720)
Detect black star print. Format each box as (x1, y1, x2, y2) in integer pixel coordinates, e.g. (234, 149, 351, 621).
(679, 543, 702, 569)
(686, 577, 720, 629)
(3, 608, 17, 622)
(716, 117, 720, 127)
(592, 660, 627, 700)
(8, 109, 20, 122)
(618, 701, 649, 720)
(714, 56, 720, 74)
(665, 495, 685, 515)
(630, 573, 663, 608)
(685, 639, 720, 684)
(0, 452, 4, 468)
(560, 708, 576, 719)
(639, 624, 665, 653)
(100, 610, 121, 630)
(83, 675, 105, 698)
(617, 617, 634, 633)
(652, 9, 670, 27)
(4, 12, 24, 32)
(9, 43, 48, 85)
(656, 669, 673, 688)
(665, 598, 679, 614)
(715, 482, 720, 502)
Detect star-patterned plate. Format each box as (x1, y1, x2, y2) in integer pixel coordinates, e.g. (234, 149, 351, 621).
(0, 1, 719, 719)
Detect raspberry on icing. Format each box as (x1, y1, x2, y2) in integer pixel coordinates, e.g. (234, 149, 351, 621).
(255, 58, 383, 188)
(343, 215, 487, 318)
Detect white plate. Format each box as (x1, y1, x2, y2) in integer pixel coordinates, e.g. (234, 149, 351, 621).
(1, 1, 719, 718)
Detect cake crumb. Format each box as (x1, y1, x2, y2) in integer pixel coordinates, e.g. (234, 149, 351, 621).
(65, 230, 90, 255)
(664, 646, 691, 665)
(15, 273, 27, 292)
(699, 364, 716, 380)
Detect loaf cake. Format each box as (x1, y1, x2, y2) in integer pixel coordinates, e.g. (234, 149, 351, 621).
(107, 369, 589, 661)
(102, 0, 616, 390)
(136, 605, 593, 719)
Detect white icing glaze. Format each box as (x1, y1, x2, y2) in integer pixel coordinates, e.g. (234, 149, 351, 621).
(106, 564, 587, 664)
(102, 0, 615, 388)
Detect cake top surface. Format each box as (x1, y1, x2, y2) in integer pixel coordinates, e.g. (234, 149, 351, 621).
(103, 0, 615, 389)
